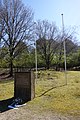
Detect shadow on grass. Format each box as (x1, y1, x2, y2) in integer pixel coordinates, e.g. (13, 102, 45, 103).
(0, 97, 14, 113)
(38, 84, 66, 97)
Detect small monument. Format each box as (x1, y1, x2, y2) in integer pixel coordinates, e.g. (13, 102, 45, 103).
(14, 71, 35, 102)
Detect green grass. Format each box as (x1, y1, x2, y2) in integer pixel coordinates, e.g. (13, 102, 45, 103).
(0, 70, 80, 116)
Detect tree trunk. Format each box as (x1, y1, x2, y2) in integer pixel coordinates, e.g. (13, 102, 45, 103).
(46, 57, 50, 69)
(9, 51, 13, 77)
(9, 59, 13, 77)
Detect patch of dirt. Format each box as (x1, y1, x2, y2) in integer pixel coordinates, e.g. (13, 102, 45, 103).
(0, 73, 13, 82)
(0, 106, 80, 120)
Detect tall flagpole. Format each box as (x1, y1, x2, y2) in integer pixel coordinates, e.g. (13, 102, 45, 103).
(61, 14, 67, 85)
(35, 39, 37, 81)
(34, 22, 38, 83)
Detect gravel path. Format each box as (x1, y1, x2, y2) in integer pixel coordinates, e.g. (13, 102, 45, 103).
(0, 107, 80, 120)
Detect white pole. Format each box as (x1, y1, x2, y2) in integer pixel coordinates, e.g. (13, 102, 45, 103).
(34, 22, 38, 83)
(61, 14, 67, 85)
(35, 40, 38, 81)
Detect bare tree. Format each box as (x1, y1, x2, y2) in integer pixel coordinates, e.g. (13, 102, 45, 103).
(35, 20, 78, 70)
(55, 29, 78, 70)
(35, 20, 58, 69)
(0, 0, 34, 76)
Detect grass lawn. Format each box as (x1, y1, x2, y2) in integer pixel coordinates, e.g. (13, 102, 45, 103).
(0, 80, 14, 100)
(0, 70, 80, 116)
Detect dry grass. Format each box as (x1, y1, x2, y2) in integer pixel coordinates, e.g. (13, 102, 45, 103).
(28, 70, 80, 116)
(0, 80, 14, 100)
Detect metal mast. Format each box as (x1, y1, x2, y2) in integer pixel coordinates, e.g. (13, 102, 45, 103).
(61, 14, 67, 85)
(35, 40, 37, 81)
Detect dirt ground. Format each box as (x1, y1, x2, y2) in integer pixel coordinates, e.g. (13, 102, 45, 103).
(0, 106, 80, 120)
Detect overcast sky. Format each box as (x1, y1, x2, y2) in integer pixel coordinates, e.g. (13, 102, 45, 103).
(22, 0, 80, 41)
